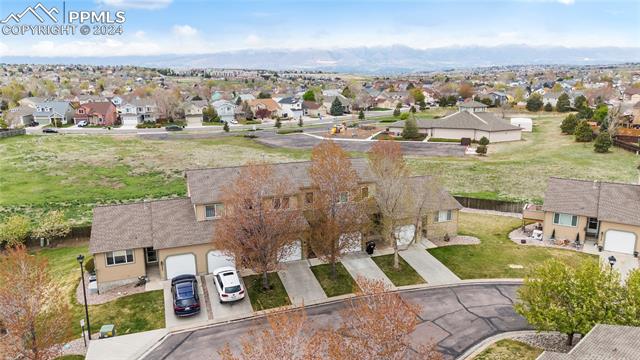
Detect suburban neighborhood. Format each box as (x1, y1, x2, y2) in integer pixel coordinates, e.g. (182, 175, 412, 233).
(1, 1, 640, 360)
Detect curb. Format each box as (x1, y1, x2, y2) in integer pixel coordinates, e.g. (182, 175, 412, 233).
(456, 330, 539, 360)
(138, 279, 524, 359)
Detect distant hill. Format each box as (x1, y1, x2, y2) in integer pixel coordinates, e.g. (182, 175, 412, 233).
(3, 45, 639, 74)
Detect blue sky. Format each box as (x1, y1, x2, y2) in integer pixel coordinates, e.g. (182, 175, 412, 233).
(0, 0, 638, 57)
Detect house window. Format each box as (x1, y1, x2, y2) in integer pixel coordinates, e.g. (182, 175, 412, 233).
(272, 197, 290, 210)
(553, 213, 578, 227)
(435, 210, 453, 223)
(361, 186, 369, 199)
(338, 192, 349, 204)
(205, 203, 224, 219)
(305, 192, 314, 205)
(106, 249, 134, 266)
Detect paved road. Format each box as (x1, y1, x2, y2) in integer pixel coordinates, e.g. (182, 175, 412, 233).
(143, 283, 529, 360)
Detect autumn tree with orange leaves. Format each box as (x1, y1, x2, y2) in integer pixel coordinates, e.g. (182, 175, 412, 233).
(0, 246, 71, 360)
(308, 140, 369, 278)
(218, 278, 442, 360)
(213, 163, 308, 290)
(367, 140, 412, 270)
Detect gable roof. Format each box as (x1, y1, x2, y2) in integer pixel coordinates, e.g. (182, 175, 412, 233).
(389, 111, 522, 132)
(80, 101, 116, 116)
(458, 100, 487, 109)
(248, 98, 281, 112)
(542, 177, 640, 226)
(538, 324, 640, 360)
(33, 101, 72, 116)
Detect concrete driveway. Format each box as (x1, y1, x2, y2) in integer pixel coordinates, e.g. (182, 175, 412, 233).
(600, 251, 639, 281)
(277, 260, 327, 305)
(144, 283, 529, 360)
(341, 252, 395, 289)
(163, 278, 210, 330)
(204, 274, 253, 322)
(400, 245, 461, 285)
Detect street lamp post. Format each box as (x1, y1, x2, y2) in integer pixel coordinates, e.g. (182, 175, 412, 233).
(77, 254, 92, 340)
(608, 255, 616, 271)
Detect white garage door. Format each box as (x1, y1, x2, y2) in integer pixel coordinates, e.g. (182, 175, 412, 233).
(604, 230, 637, 255)
(122, 118, 138, 128)
(340, 232, 362, 254)
(280, 240, 302, 262)
(394, 225, 416, 247)
(165, 254, 197, 280)
(207, 251, 235, 273)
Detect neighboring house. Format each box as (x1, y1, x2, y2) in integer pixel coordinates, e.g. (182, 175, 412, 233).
(4, 105, 34, 127)
(234, 93, 255, 103)
(183, 100, 209, 126)
(457, 100, 488, 113)
(110, 96, 124, 107)
(278, 97, 303, 119)
(538, 324, 640, 360)
(322, 94, 353, 114)
(70, 95, 106, 104)
(32, 101, 75, 126)
(387, 104, 522, 143)
(210, 91, 223, 102)
(74, 101, 118, 126)
(18, 96, 45, 108)
(211, 100, 236, 123)
(536, 177, 640, 255)
(487, 91, 509, 105)
(89, 159, 461, 292)
(302, 101, 324, 117)
(248, 98, 281, 118)
(119, 98, 157, 126)
(542, 91, 564, 107)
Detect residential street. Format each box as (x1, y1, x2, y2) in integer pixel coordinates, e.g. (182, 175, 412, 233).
(143, 283, 529, 360)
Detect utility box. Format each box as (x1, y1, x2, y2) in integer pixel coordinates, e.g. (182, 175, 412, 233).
(99, 324, 116, 339)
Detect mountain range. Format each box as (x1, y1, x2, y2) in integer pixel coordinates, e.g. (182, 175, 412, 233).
(3, 45, 639, 74)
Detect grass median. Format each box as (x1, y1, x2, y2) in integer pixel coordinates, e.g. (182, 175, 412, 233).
(310, 262, 359, 297)
(243, 272, 291, 311)
(371, 254, 426, 286)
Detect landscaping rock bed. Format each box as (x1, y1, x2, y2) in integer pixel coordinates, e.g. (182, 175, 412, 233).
(76, 274, 146, 305)
(513, 331, 580, 354)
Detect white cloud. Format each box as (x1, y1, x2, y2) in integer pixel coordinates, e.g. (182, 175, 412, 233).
(172, 25, 198, 37)
(245, 34, 261, 46)
(96, 0, 172, 10)
(557, 0, 575, 5)
(134, 30, 146, 38)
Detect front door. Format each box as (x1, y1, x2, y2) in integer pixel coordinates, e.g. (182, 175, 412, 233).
(587, 218, 599, 235)
(145, 247, 158, 263)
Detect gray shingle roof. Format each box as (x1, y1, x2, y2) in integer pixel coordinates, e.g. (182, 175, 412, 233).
(538, 324, 640, 360)
(458, 100, 487, 108)
(542, 177, 640, 226)
(389, 111, 522, 132)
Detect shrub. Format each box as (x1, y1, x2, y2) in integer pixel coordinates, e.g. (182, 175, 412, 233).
(401, 117, 420, 140)
(593, 132, 612, 153)
(544, 102, 553, 112)
(560, 114, 579, 134)
(358, 110, 365, 120)
(393, 108, 401, 117)
(223, 122, 230, 132)
(275, 118, 282, 128)
(277, 128, 303, 135)
(574, 121, 593, 142)
(476, 145, 488, 155)
(556, 93, 571, 112)
(526, 94, 543, 112)
(84, 257, 95, 273)
(478, 136, 490, 146)
(0, 215, 31, 247)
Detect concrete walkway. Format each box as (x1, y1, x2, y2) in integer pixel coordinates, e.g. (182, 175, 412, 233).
(86, 328, 168, 360)
(341, 252, 395, 289)
(400, 245, 461, 285)
(278, 260, 327, 306)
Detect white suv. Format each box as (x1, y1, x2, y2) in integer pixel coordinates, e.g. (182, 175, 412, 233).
(212, 267, 245, 303)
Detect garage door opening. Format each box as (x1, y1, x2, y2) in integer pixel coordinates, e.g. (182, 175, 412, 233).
(165, 253, 197, 280)
(604, 230, 636, 255)
(207, 251, 235, 273)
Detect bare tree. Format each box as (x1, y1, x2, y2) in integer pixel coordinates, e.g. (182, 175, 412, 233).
(605, 104, 624, 136)
(367, 141, 411, 269)
(0, 246, 71, 360)
(308, 140, 369, 278)
(213, 163, 307, 290)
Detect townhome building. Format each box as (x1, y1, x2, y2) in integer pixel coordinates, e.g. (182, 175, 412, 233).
(89, 159, 461, 292)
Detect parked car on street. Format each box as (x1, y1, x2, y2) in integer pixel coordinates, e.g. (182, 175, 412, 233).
(171, 275, 201, 317)
(165, 124, 183, 131)
(212, 267, 245, 303)
(77, 120, 89, 127)
(42, 128, 58, 133)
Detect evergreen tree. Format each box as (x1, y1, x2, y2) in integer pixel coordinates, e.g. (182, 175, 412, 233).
(560, 114, 579, 134)
(526, 93, 543, 112)
(556, 93, 571, 112)
(223, 122, 230, 132)
(418, 99, 427, 111)
(593, 105, 608, 124)
(409, 105, 416, 113)
(478, 136, 489, 146)
(544, 102, 553, 112)
(358, 110, 365, 120)
(298, 117, 303, 127)
(593, 132, 612, 153)
(574, 121, 593, 142)
(329, 98, 344, 116)
(275, 118, 282, 128)
(574, 95, 587, 110)
(475, 145, 488, 155)
(401, 116, 419, 140)
(393, 107, 401, 117)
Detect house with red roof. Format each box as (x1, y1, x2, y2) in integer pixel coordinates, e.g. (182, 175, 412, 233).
(74, 101, 118, 126)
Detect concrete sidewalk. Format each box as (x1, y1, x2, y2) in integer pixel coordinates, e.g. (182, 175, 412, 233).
(278, 260, 327, 305)
(342, 253, 395, 289)
(86, 328, 168, 360)
(400, 245, 461, 285)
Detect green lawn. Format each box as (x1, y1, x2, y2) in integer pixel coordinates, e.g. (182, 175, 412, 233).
(311, 262, 359, 297)
(473, 339, 543, 360)
(429, 212, 597, 279)
(371, 254, 425, 286)
(37, 244, 165, 341)
(408, 113, 638, 202)
(0, 135, 307, 224)
(243, 273, 291, 311)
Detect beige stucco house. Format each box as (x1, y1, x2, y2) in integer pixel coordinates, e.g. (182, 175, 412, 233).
(89, 159, 461, 292)
(536, 177, 640, 256)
